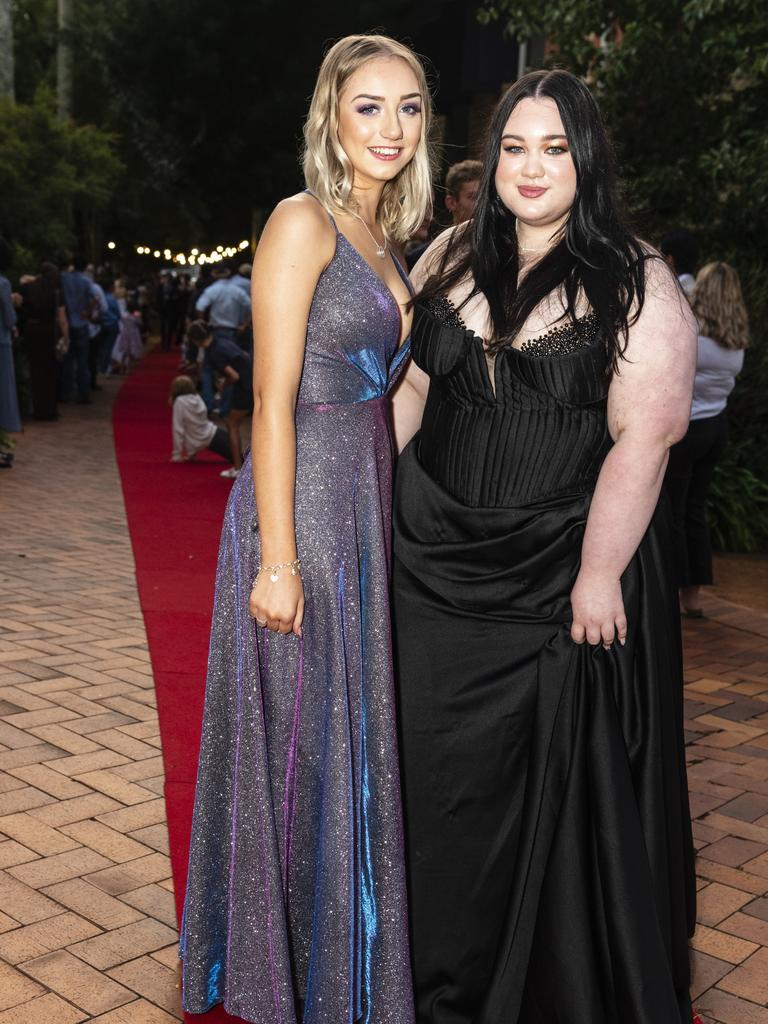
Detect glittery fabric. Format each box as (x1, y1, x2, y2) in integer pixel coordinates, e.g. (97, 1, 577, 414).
(180, 226, 414, 1024)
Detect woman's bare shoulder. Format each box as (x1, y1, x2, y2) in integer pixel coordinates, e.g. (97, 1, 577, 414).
(258, 192, 337, 259)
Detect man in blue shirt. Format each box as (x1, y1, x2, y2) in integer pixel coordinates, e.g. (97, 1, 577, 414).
(188, 320, 253, 476)
(195, 267, 252, 411)
(195, 267, 251, 345)
(231, 263, 253, 353)
(232, 263, 251, 295)
(60, 254, 100, 402)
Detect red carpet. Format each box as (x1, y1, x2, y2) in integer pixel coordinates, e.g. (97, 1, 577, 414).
(113, 349, 247, 1023)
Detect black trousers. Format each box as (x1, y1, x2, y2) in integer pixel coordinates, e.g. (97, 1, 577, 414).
(207, 425, 233, 462)
(664, 410, 729, 587)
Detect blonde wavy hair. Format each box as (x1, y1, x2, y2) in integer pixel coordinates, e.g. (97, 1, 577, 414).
(302, 34, 434, 244)
(692, 262, 750, 350)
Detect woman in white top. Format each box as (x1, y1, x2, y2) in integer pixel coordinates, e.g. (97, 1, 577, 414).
(664, 262, 749, 616)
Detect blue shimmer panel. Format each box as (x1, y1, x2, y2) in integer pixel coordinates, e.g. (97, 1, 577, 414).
(180, 214, 414, 1024)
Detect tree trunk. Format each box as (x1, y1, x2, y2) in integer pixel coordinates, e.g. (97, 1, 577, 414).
(57, 0, 73, 120)
(0, 0, 14, 102)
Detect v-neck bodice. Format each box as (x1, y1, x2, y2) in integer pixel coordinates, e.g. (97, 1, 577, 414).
(297, 231, 411, 406)
(412, 302, 613, 507)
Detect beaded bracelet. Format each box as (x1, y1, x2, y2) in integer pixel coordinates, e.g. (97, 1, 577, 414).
(252, 558, 301, 586)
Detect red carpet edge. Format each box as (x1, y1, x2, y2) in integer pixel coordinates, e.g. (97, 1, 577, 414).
(113, 349, 247, 1023)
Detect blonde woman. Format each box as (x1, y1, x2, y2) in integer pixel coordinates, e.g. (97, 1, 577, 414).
(665, 262, 749, 616)
(180, 34, 432, 1024)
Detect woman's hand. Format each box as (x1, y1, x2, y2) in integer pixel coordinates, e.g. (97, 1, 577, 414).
(249, 571, 304, 636)
(570, 570, 627, 649)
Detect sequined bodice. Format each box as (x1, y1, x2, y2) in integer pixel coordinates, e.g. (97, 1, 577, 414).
(426, 294, 601, 356)
(413, 301, 612, 508)
(297, 233, 410, 406)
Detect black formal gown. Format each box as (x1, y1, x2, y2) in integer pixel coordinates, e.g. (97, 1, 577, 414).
(392, 298, 696, 1024)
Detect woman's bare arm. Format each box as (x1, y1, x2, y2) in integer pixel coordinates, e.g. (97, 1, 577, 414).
(571, 257, 697, 647)
(248, 194, 335, 634)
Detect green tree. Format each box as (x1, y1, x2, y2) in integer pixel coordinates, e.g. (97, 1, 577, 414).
(0, 86, 122, 267)
(31, 0, 413, 252)
(480, 0, 768, 548)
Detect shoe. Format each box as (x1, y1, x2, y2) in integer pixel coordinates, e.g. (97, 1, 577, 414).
(220, 468, 239, 479)
(682, 607, 704, 619)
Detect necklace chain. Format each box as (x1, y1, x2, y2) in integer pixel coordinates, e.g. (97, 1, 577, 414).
(351, 211, 388, 259)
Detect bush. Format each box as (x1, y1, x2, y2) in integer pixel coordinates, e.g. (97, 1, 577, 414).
(708, 442, 768, 552)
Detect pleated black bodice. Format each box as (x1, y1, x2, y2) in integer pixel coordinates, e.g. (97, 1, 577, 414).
(412, 300, 613, 507)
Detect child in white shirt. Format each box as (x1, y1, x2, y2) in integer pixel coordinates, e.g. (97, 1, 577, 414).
(170, 376, 234, 476)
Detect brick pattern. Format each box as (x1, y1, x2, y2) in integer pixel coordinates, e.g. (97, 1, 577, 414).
(0, 384, 182, 1021)
(684, 594, 768, 1023)
(2, 385, 768, 1023)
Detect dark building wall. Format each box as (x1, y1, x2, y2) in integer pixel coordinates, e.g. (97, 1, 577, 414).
(379, 0, 521, 215)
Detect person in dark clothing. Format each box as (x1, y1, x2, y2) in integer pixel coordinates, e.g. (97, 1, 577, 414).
(660, 228, 699, 297)
(188, 319, 253, 474)
(60, 253, 99, 402)
(664, 262, 749, 617)
(97, 279, 121, 374)
(19, 262, 67, 420)
(157, 272, 178, 352)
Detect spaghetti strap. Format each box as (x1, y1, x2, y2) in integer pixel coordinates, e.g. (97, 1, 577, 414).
(303, 188, 338, 232)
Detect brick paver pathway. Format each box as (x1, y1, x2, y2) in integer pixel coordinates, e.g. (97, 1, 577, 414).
(1, 384, 767, 1023)
(0, 381, 182, 1023)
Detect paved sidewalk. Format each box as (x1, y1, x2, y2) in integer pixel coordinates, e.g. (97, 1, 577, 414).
(0, 382, 182, 1023)
(1, 387, 768, 1023)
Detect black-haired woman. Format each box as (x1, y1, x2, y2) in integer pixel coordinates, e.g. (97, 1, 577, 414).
(392, 70, 697, 1023)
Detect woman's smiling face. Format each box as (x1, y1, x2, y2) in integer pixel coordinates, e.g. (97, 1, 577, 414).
(494, 97, 577, 232)
(337, 57, 423, 189)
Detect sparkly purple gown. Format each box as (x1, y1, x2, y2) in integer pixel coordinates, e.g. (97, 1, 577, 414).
(180, 221, 414, 1024)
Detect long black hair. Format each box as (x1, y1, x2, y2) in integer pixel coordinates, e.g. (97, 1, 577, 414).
(420, 69, 652, 368)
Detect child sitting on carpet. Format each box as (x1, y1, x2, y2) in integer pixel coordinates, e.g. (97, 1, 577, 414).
(170, 375, 234, 476)
(186, 320, 253, 477)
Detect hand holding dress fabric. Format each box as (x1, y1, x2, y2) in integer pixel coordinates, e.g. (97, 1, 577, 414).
(569, 571, 627, 648)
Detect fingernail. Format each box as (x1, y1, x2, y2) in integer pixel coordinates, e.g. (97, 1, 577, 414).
(619, 637, 626, 646)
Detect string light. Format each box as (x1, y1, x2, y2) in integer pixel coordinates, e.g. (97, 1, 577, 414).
(132, 238, 252, 266)
(107, 241, 116, 250)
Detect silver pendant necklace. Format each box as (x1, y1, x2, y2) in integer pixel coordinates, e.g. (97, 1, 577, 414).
(352, 211, 388, 259)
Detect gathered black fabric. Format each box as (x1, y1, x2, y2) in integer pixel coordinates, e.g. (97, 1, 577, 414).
(393, 302, 696, 1024)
